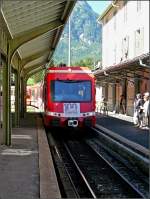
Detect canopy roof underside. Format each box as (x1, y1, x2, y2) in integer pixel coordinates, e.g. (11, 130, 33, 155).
(1, 0, 76, 77)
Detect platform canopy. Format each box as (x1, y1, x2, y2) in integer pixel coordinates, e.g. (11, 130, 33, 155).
(0, 0, 76, 146)
(93, 53, 150, 85)
(1, 0, 76, 78)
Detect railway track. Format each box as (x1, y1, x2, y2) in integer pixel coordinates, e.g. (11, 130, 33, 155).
(89, 126, 149, 198)
(47, 129, 145, 198)
(86, 139, 149, 198)
(47, 132, 95, 198)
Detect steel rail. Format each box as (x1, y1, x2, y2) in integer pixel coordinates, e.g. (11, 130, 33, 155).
(47, 133, 80, 198)
(53, 145, 80, 198)
(63, 142, 97, 198)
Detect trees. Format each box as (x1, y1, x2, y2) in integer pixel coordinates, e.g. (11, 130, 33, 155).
(74, 57, 94, 70)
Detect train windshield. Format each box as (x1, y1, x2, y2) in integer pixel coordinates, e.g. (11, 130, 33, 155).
(51, 80, 91, 102)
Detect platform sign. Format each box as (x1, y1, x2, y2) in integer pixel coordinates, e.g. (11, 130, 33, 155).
(64, 103, 80, 117)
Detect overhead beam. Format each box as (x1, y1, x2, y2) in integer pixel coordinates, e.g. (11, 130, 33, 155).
(61, 1, 76, 21)
(25, 67, 45, 81)
(3, 0, 65, 11)
(20, 48, 49, 71)
(9, 19, 64, 61)
(24, 62, 46, 76)
(48, 48, 55, 61)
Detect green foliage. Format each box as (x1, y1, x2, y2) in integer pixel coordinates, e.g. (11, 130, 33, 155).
(27, 78, 35, 85)
(53, 1, 102, 66)
(33, 70, 45, 83)
(27, 70, 45, 85)
(74, 57, 94, 70)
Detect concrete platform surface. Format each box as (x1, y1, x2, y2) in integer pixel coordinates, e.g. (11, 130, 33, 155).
(0, 127, 39, 199)
(96, 112, 149, 148)
(0, 113, 60, 199)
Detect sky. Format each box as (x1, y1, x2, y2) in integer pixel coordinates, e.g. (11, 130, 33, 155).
(87, 1, 112, 15)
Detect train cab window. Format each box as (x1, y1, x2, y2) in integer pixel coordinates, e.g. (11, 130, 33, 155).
(51, 80, 92, 102)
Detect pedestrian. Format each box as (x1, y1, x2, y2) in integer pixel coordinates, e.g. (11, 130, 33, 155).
(133, 93, 144, 127)
(100, 96, 108, 115)
(142, 92, 150, 129)
(119, 94, 126, 114)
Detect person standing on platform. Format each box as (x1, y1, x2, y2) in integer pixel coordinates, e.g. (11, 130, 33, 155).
(119, 94, 126, 114)
(100, 96, 108, 115)
(143, 92, 150, 129)
(133, 93, 144, 127)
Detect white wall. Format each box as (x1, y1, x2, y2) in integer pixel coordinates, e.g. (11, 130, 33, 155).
(96, 86, 103, 102)
(102, 1, 149, 68)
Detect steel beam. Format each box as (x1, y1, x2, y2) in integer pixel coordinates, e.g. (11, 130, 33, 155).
(20, 48, 49, 72)
(26, 67, 45, 81)
(24, 62, 46, 77)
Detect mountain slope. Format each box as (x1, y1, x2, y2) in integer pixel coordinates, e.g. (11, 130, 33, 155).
(53, 1, 102, 66)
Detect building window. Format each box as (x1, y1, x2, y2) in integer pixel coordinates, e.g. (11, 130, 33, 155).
(122, 36, 129, 60)
(137, 0, 141, 12)
(134, 27, 144, 56)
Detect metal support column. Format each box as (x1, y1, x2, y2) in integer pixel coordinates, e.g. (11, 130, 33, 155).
(24, 80, 27, 114)
(0, 53, 4, 144)
(20, 77, 25, 118)
(3, 43, 11, 145)
(14, 70, 20, 126)
(20, 77, 27, 117)
(112, 84, 116, 112)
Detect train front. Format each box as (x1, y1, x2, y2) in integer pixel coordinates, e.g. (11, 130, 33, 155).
(44, 67, 96, 128)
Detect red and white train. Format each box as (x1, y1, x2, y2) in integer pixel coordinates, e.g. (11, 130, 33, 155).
(27, 66, 96, 128)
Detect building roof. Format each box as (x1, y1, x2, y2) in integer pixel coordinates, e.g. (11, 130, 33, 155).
(97, 3, 113, 22)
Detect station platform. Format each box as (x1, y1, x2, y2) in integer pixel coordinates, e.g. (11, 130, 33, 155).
(0, 113, 61, 199)
(96, 111, 149, 149)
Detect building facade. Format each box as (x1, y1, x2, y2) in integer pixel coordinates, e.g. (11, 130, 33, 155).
(95, 0, 150, 115)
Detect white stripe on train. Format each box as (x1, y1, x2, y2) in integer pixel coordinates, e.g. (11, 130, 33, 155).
(45, 111, 95, 117)
(46, 70, 92, 74)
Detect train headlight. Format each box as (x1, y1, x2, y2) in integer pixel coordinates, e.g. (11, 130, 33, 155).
(82, 112, 95, 117)
(50, 112, 61, 117)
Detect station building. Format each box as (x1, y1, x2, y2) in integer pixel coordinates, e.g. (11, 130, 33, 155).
(94, 0, 150, 115)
